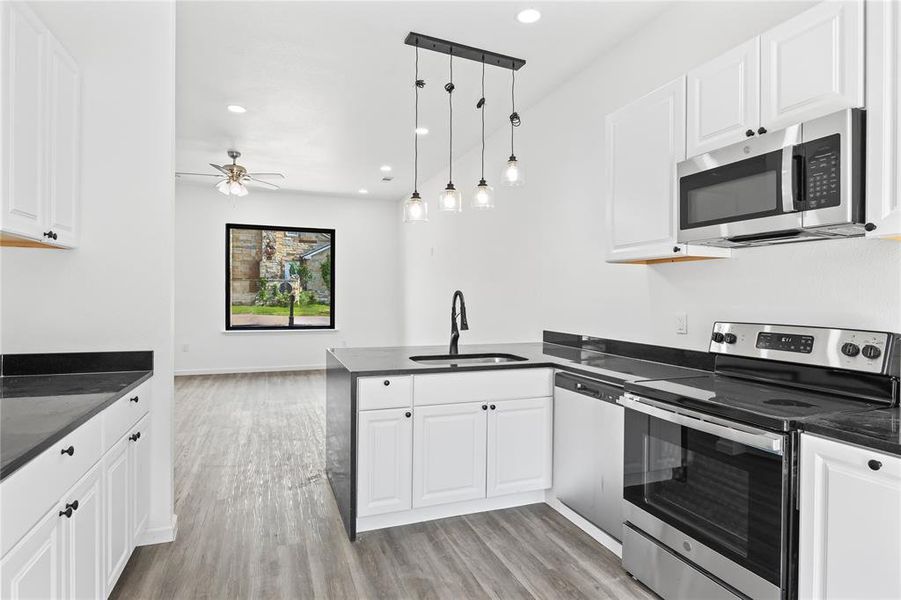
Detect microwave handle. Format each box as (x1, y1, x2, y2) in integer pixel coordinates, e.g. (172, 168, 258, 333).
(791, 148, 806, 210)
(781, 146, 796, 213)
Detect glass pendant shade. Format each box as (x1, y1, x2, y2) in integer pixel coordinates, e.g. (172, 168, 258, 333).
(502, 155, 524, 187)
(216, 180, 230, 195)
(403, 192, 428, 223)
(472, 179, 494, 209)
(438, 184, 463, 212)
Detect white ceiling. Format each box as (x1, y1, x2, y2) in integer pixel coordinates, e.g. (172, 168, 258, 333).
(176, 1, 669, 200)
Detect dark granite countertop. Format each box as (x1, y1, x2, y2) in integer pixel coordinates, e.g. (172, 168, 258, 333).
(1, 351, 153, 481)
(803, 408, 901, 457)
(328, 341, 707, 387)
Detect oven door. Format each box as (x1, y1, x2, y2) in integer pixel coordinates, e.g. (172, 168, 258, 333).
(620, 394, 788, 600)
(678, 124, 803, 245)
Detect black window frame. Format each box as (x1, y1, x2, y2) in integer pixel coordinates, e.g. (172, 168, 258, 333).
(225, 223, 336, 331)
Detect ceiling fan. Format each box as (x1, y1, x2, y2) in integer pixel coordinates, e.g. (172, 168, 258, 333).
(176, 150, 285, 197)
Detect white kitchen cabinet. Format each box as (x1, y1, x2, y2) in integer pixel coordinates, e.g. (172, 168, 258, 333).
(130, 415, 151, 541)
(62, 464, 103, 600)
(412, 402, 487, 508)
(760, 1, 864, 133)
(357, 408, 413, 517)
(0, 508, 63, 599)
(0, 1, 80, 248)
(865, 0, 901, 239)
(102, 436, 131, 594)
(487, 397, 552, 497)
(799, 434, 901, 600)
(605, 77, 729, 263)
(686, 38, 760, 157)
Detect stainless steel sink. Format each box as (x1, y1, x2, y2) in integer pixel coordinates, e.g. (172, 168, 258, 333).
(409, 353, 528, 366)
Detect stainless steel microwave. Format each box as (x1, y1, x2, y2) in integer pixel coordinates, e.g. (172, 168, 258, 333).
(677, 109, 865, 247)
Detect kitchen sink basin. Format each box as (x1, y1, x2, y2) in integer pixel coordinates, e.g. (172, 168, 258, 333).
(409, 353, 528, 366)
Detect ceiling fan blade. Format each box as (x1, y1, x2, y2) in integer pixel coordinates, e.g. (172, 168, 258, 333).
(176, 172, 223, 178)
(247, 172, 286, 179)
(209, 163, 230, 176)
(245, 177, 280, 190)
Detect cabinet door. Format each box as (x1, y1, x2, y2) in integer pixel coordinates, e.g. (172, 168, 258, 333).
(865, 0, 901, 239)
(760, 1, 863, 132)
(0, 507, 63, 599)
(1, 2, 46, 240)
(799, 434, 901, 600)
(605, 77, 686, 262)
(45, 35, 80, 248)
(412, 403, 486, 508)
(130, 415, 151, 542)
(686, 38, 760, 157)
(102, 436, 131, 594)
(63, 465, 103, 600)
(356, 408, 413, 517)
(487, 397, 552, 497)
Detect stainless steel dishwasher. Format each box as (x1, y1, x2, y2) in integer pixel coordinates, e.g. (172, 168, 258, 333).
(553, 372, 624, 541)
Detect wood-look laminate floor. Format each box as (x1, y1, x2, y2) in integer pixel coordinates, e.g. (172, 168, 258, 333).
(111, 371, 653, 600)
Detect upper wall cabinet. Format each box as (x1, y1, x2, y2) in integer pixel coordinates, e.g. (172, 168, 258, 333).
(0, 2, 81, 248)
(865, 0, 901, 239)
(605, 77, 729, 263)
(687, 38, 760, 157)
(760, 1, 864, 132)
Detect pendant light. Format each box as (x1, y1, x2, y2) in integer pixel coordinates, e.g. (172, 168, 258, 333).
(472, 60, 494, 209)
(404, 46, 428, 223)
(502, 69, 524, 186)
(438, 51, 463, 212)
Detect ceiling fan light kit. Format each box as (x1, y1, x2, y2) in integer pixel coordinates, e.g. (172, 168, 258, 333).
(175, 149, 285, 200)
(403, 33, 525, 223)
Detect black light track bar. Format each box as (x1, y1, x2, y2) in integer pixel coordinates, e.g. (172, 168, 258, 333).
(405, 32, 526, 71)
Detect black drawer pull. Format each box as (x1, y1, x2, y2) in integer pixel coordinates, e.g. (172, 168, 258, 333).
(383, 380, 390, 386)
(481, 404, 488, 410)
(130, 396, 139, 403)
(490, 404, 496, 410)
(65, 500, 79, 512)
(129, 432, 141, 442)
(61, 446, 75, 456)
(757, 126, 767, 135)
(59, 507, 73, 518)
(43, 230, 58, 240)
(404, 411, 412, 418)
(868, 459, 882, 471)
(745, 129, 755, 137)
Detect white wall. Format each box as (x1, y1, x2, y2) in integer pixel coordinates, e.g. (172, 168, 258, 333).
(400, 0, 901, 350)
(174, 182, 403, 374)
(0, 2, 177, 539)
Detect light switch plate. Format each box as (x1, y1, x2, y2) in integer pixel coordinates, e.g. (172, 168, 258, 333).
(675, 313, 688, 335)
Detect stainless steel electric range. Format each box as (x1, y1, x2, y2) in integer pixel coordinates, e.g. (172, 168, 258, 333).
(619, 322, 900, 600)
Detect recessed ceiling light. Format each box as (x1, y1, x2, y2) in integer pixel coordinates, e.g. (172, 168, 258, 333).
(415, 127, 429, 135)
(516, 8, 541, 24)
(358, 188, 369, 194)
(380, 165, 392, 172)
(227, 104, 246, 114)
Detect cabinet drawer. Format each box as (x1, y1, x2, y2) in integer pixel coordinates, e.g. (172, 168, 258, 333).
(102, 381, 150, 451)
(357, 376, 412, 411)
(414, 369, 553, 406)
(0, 414, 102, 557)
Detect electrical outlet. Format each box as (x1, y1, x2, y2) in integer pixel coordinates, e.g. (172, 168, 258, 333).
(675, 313, 688, 335)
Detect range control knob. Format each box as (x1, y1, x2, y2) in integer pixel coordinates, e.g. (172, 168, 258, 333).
(840, 342, 860, 357)
(723, 333, 737, 344)
(861, 345, 882, 360)
(711, 332, 725, 343)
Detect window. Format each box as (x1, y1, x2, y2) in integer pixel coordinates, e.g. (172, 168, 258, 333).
(226, 223, 335, 330)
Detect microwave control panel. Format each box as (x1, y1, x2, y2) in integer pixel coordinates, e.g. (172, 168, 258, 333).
(799, 134, 841, 211)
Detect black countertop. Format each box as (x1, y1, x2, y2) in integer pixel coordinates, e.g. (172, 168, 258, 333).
(803, 408, 901, 457)
(1, 351, 153, 481)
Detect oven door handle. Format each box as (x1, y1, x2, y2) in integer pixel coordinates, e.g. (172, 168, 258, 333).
(619, 394, 784, 455)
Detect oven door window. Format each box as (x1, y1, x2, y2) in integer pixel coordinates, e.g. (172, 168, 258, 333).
(623, 410, 784, 586)
(680, 148, 785, 230)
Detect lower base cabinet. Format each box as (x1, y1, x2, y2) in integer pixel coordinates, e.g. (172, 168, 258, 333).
(103, 436, 131, 592)
(0, 508, 63, 599)
(65, 465, 103, 600)
(487, 397, 552, 497)
(799, 434, 901, 599)
(356, 408, 413, 517)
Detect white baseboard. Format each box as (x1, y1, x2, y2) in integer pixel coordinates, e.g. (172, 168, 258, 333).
(356, 490, 546, 533)
(136, 514, 178, 546)
(175, 364, 325, 376)
(544, 494, 622, 558)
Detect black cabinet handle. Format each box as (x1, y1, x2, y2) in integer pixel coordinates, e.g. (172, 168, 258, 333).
(59, 507, 73, 518)
(383, 380, 390, 386)
(489, 404, 496, 410)
(673, 246, 681, 253)
(61, 445, 75, 456)
(65, 500, 79, 512)
(129, 432, 141, 442)
(745, 129, 755, 137)
(865, 222, 877, 232)
(404, 411, 412, 418)
(757, 127, 767, 135)
(43, 230, 58, 240)
(130, 396, 139, 403)
(481, 404, 488, 410)
(868, 459, 882, 471)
